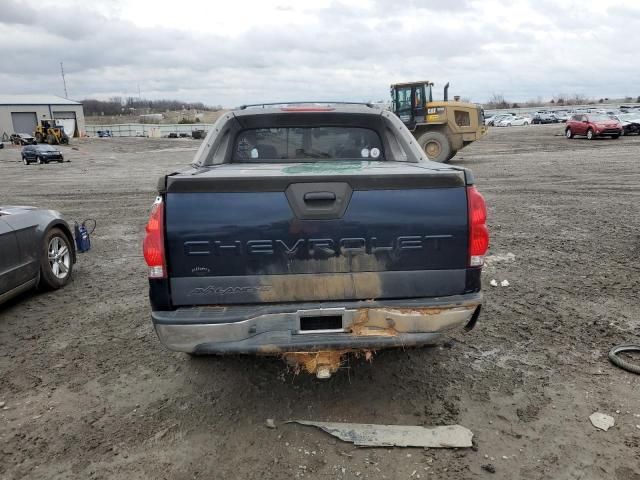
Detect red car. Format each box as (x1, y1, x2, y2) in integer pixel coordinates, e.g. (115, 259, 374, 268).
(565, 114, 623, 140)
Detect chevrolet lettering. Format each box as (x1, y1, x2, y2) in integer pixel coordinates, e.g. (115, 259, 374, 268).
(183, 235, 453, 256)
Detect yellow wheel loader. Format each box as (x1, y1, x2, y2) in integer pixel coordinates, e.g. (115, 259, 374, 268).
(390, 81, 486, 162)
(34, 120, 69, 145)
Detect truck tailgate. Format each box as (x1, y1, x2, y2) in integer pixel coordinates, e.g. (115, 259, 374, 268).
(164, 161, 469, 305)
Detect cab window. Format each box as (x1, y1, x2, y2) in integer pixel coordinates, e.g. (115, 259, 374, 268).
(395, 88, 412, 111)
(233, 127, 383, 162)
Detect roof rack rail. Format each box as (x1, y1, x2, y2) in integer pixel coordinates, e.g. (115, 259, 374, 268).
(238, 101, 375, 110)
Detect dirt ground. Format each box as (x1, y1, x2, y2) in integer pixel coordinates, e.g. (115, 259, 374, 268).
(1, 124, 639, 480)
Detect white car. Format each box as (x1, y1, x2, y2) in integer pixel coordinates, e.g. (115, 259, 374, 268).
(496, 115, 530, 127)
(486, 113, 515, 126)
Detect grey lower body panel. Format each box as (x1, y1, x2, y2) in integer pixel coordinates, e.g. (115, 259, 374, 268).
(152, 293, 482, 354)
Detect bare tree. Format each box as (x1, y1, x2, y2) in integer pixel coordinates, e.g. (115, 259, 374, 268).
(485, 93, 510, 109)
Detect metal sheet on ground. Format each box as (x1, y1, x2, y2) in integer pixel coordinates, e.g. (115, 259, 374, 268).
(289, 420, 474, 448)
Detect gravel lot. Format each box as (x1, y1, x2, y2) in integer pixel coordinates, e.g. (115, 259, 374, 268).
(1, 125, 639, 480)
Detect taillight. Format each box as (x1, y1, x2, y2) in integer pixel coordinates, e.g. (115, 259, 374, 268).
(467, 186, 489, 266)
(143, 197, 166, 278)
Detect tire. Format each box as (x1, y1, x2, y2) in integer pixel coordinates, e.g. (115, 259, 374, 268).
(524, 122, 529, 126)
(36, 156, 43, 165)
(416, 131, 452, 163)
(586, 128, 594, 140)
(565, 129, 574, 139)
(58, 159, 64, 163)
(39, 228, 73, 290)
(22, 156, 29, 165)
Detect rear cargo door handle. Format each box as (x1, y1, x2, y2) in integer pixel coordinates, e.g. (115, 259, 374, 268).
(286, 182, 352, 219)
(304, 192, 336, 202)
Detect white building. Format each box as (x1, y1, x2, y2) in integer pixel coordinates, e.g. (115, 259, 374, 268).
(0, 95, 86, 139)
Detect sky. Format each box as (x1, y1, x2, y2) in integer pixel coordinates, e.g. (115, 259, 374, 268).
(1, 0, 639, 107)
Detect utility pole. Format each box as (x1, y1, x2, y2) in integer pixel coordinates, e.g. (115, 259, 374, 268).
(60, 62, 68, 98)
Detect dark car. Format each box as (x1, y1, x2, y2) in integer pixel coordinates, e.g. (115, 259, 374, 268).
(532, 113, 559, 124)
(565, 114, 623, 140)
(0, 206, 76, 305)
(10, 133, 37, 145)
(96, 130, 112, 137)
(144, 102, 488, 378)
(21, 144, 64, 165)
(611, 114, 640, 136)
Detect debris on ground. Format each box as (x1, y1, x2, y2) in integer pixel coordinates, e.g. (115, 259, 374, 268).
(589, 412, 615, 431)
(266, 418, 276, 429)
(500, 280, 510, 287)
(151, 423, 177, 442)
(490, 279, 498, 287)
(153, 428, 170, 441)
(289, 421, 473, 448)
(0, 401, 5, 408)
(482, 464, 496, 473)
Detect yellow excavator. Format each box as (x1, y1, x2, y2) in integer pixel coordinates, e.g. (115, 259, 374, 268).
(34, 120, 69, 145)
(390, 81, 486, 162)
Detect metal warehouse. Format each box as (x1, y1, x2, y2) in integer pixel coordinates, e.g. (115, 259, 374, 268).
(0, 95, 85, 140)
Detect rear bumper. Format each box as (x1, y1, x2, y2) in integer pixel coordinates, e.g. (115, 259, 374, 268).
(152, 293, 482, 354)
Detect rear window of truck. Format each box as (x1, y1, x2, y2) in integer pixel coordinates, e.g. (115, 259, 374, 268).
(233, 127, 383, 162)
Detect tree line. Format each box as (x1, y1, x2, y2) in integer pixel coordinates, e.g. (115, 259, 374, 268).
(485, 93, 640, 109)
(82, 97, 221, 116)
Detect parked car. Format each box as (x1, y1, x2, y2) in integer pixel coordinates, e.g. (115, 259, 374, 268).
(96, 130, 112, 138)
(143, 103, 489, 378)
(553, 111, 570, 122)
(10, 133, 37, 145)
(486, 113, 515, 126)
(496, 115, 530, 127)
(0, 206, 76, 305)
(565, 114, 623, 140)
(611, 114, 640, 136)
(192, 129, 206, 139)
(21, 144, 64, 165)
(532, 113, 559, 124)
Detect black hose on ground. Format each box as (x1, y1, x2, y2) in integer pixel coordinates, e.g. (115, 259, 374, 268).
(609, 344, 640, 375)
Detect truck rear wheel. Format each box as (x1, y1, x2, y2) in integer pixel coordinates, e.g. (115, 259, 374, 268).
(416, 131, 452, 163)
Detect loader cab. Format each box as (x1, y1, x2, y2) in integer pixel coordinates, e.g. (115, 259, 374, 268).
(391, 82, 433, 128)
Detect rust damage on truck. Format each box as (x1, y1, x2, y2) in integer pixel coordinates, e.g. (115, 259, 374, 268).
(279, 304, 477, 377)
(284, 350, 375, 377)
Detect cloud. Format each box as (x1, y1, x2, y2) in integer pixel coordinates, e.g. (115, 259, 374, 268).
(0, 0, 638, 106)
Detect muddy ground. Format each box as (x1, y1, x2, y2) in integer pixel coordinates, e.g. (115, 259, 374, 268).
(0, 124, 639, 480)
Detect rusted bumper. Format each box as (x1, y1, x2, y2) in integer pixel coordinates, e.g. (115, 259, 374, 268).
(152, 293, 482, 357)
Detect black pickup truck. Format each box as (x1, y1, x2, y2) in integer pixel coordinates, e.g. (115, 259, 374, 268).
(143, 103, 489, 378)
